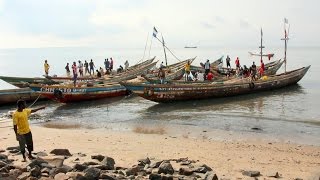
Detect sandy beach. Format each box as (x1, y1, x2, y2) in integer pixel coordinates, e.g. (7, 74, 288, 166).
(0, 119, 319, 179)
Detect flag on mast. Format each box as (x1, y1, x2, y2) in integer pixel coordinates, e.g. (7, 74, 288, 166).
(153, 27, 158, 37)
(284, 18, 288, 24)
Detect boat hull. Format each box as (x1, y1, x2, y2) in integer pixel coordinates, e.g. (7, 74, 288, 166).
(0, 88, 42, 105)
(30, 84, 129, 103)
(120, 66, 310, 103)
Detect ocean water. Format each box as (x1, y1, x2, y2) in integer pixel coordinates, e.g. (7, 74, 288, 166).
(0, 46, 319, 145)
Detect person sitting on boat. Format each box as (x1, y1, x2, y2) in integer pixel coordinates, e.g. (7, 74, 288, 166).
(72, 62, 78, 87)
(207, 71, 214, 81)
(243, 65, 250, 78)
(84, 60, 89, 75)
(235, 57, 240, 68)
(226, 55, 231, 69)
(250, 61, 257, 81)
(78, 60, 84, 77)
(117, 65, 124, 73)
(124, 60, 129, 71)
(100, 67, 104, 75)
(44, 60, 50, 76)
(157, 67, 166, 84)
(13, 100, 45, 161)
(65, 63, 70, 77)
(195, 71, 204, 81)
(96, 70, 102, 78)
(204, 59, 210, 79)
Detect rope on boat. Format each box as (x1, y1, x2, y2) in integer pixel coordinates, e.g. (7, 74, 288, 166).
(28, 94, 42, 108)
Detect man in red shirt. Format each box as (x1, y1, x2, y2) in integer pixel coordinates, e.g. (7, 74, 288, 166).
(235, 57, 240, 68)
(259, 60, 265, 77)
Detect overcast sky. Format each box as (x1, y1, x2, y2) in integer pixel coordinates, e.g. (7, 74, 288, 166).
(0, 0, 318, 49)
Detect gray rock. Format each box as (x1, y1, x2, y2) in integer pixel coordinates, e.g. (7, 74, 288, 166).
(84, 167, 101, 179)
(192, 164, 212, 173)
(27, 158, 48, 169)
(49, 166, 71, 176)
(149, 161, 163, 168)
(9, 149, 19, 153)
(41, 168, 51, 174)
(242, 170, 260, 177)
(91, 154, 105, 162)
(161, 174, 174, 180)
(158, 162, 174, 175)
(99, 173, 116, 180)
(90, 164, 109, 170)
(0, 160, 7, 168)
(179, 167, 193, 176)
(124, 165, 141, 176)
(204, 172, 218, 180)
(30, 165, 41, 177)
(128, 175, 135, 179)
(0, 154, 8, 160)
(266, 171, 280, 178)
(43, 157, 64, 168)
(101, 157, 115, 170)
(149, 173, 162, 180)
(138, 157, 151, 166)
(54, 172, 69, 180)
(0, 149, 5, 153)
(83, 161, 99, 166)
(50, 149, 72, 156)
(0, 166, 9, 173)
(73, 164, 88, 171)
(9, 169, 23, 178)
(17, 172, 30, 180)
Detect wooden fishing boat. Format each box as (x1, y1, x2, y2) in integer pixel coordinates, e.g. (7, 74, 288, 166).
(119, 65, 310, 103)
(0, 76, 58, 88)
(190, 55, 224, 72)
(46, 57, 156, 83)
(0, 88, 42, 105)
(29, 82, 129, 103)
(249, 52, 274, 58)
(143, 57, 196, 83)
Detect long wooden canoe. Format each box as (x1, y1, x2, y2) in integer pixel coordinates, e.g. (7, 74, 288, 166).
(120, 65, 310, 103)
(0, 88, 42, 105)
(0, 76, 58, 88)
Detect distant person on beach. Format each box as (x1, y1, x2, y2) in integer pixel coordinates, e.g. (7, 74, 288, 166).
(89, 59, 95, 75)
(13, 100, 45, 161)
(235, 57, 240, 68)
(157, 67, 166, 84)
(96, 70, 102, 78)
(259, 60, 265, 77)
(84, 60, 89, 75)
(78, 60, 84, 77)
(110, 58, 114, 71)
(104, 59, 110, 72)
(44, 60, 50, 76)
(65, 63, 70, 77)
(226, 55, 231, 69)
(72, 62, 78, 87)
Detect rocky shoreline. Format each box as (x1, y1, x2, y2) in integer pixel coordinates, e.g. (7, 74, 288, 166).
(0, 147, 301, 180)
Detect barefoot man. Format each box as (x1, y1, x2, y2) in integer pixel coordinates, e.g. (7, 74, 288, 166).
(12, 100, 45, 161)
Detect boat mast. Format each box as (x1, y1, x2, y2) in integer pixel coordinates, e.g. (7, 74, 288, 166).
(161, 34, 168, 66)
(281, 18, 289, 73)
(259, 28, 264, 62)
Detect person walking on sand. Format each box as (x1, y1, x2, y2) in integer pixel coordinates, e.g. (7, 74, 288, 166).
(13, 100, 45, 161)
(44, 60, 50, 76)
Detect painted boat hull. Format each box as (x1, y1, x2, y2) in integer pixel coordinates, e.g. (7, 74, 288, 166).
(30, 84, 129, 103)
(0, 76, 57, 88)
(120, 66, 310, 103)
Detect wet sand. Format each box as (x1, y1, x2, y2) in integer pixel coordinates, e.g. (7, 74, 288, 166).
(0, 119, 319, 179)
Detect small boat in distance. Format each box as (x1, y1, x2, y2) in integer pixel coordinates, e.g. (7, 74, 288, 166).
(184, 46, 197, 48)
